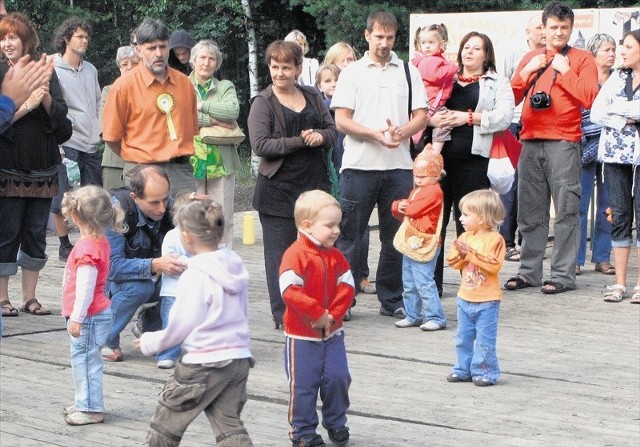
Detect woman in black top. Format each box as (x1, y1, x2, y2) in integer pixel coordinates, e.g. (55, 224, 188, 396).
(0, 13, 71, 317)
(248, 40, 337, 327)
(429, 32, 514, 295)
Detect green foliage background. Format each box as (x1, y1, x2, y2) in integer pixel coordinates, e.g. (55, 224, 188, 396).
(4, 0, 638, 130)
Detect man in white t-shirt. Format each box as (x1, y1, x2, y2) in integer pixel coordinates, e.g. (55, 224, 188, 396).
(331, 10, 428, 317)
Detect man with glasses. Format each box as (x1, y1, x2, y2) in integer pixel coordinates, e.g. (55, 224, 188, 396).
(50, 17, 102, 261)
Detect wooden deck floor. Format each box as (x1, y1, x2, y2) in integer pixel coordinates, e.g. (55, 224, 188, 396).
(1, 211, 639, 446)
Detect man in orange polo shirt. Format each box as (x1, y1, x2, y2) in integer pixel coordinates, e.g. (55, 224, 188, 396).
(505, 1, 599, 295)
(103, 18, 198, 195)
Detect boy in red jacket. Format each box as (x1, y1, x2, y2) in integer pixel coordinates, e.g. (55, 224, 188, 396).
(279, 190, 355, 447)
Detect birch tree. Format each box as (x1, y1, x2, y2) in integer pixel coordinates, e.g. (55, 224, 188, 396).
(241, 0, 260, 175)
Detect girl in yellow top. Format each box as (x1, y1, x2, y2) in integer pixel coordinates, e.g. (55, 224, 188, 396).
(446, 190, 506, 386)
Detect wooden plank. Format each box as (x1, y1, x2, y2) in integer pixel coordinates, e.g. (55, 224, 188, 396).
(1, 214, 639, 446)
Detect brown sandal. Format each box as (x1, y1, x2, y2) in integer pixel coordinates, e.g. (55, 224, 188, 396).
(595, 262, 615, 275)
(1, 300, 19, 317)
(19, 298, 51, 315)
(505, 247, 521, 262)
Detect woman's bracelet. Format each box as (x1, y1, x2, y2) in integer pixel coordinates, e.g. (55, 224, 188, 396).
(24, 102, 31, 112)
(467, 109, 473, 126)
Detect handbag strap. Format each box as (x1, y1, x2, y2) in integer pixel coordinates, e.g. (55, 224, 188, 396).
(403, 60, 412, 121)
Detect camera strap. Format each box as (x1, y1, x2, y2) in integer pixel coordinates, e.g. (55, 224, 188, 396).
(522, 45, 571, 100)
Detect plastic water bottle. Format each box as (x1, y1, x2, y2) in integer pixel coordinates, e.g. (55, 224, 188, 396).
(62, 159, 81, 188)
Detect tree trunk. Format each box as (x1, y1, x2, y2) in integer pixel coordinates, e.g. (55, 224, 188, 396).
(241, 0, 260, 177)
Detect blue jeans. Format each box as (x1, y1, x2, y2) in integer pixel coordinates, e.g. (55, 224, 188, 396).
(285, 332, 351, 441)
(402, 250, 446, 326)
(337, 169, 413, 312)
(50, 145, 103, 214)
(578, 163, 612, 265)
(452, 298, 500, 384)
(157, 296, 181, 362)
(604, 163, 640, 248)
(68, 308, 112, 412)
(107, 279, 159, 349)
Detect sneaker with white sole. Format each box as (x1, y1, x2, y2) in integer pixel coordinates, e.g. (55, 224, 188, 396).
(394, 318, 421, 328)
(420, 321, 445, 331)
(62, 405, 76, 416)
(326, 426, 349, 446)
(157, 359, 176, 369)
(64, 411, 104, 426)
(393, 307, 406, 318)
(379, 306, 406, 318)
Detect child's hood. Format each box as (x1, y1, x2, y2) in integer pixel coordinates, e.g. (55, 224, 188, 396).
(187, 248, 249, 295)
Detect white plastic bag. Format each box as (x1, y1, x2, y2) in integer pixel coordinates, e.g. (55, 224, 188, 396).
(487, 156, 514, 194)
(487, 131, 517, 194)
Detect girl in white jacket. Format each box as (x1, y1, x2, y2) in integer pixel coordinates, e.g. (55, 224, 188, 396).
(135, 199, 254, 447)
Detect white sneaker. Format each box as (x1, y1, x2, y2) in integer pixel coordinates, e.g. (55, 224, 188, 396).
(420, 321, 446, 331)
(394, 318, 420, 328)
(64, 411, 104, 425)
(157, 360, 176, 369)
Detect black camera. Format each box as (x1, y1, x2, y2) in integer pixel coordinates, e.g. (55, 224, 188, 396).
(530, 91, 551, 109)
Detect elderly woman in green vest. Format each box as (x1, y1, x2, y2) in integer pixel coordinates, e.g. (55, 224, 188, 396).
(189, 39, 241, 248)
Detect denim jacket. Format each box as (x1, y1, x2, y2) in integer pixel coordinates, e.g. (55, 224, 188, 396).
(106, 199, 174, 283)
(470, 71, 515, 158)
